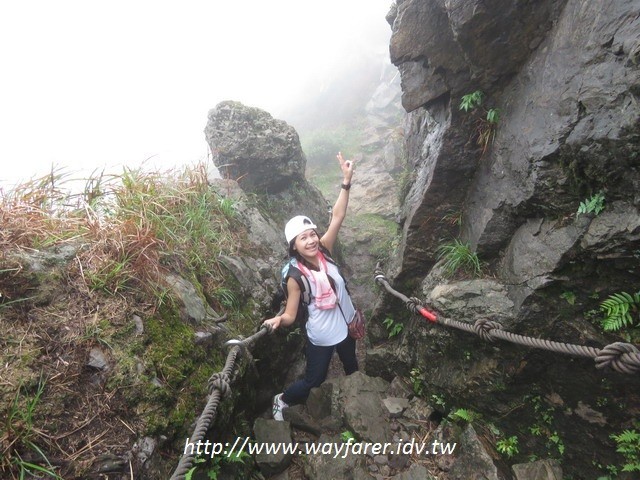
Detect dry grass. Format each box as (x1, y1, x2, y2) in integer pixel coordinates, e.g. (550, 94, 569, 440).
(0, 163, 247, 479)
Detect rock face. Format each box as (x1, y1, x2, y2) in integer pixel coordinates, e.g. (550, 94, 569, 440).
(253, 372, 503, 480)
(372, 0, 640, 477)
(387, 0, 640, 281)
(205, 101, 306, 194)
(205, 101, 330, 232)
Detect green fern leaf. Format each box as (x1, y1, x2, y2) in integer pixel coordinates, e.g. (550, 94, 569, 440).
(600, 291, 640, 332)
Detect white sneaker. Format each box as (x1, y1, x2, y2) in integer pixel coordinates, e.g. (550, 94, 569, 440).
(272, 393, 288, 421)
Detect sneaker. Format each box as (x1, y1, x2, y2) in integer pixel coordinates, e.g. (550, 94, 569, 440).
(272, 393, 288, 421)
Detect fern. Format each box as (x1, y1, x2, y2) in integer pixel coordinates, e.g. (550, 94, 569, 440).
(577, 191, 605, 216)
(611, 429, 640, 472)
(449, 408, 478, 423)
(600, 291, 640, 332)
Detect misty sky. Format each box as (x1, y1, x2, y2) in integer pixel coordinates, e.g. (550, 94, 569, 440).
(0, 0, 393, 188)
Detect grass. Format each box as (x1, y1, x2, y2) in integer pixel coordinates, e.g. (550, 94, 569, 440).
(1, 163, 244, 300)
(0, 163, 252, 478)
(1, 376, 62, 479)
(436, 239, 482, 278)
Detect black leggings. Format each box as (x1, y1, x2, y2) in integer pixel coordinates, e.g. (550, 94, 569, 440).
(282, 334, 358, 405)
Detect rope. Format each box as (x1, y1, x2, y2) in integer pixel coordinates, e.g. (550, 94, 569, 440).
(169, 325, 270, 480)
(374, 266, 640, 375)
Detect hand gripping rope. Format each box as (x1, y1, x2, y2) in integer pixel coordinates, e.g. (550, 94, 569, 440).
(373, 266, 640, 375)
(169, 325, 270, 480)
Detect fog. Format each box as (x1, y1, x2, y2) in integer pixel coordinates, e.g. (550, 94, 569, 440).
(0, 0, 393, 188)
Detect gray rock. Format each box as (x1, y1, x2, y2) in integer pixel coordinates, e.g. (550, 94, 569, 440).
(253, 418, 293, 475)
(426, 278, 516, 328)
(10, 243, 80, 273)
(282, 405, 322, 436)
(218, 255, 261, 296)
(339, 372, 391, 443)
(388, 376, 414, 399)
(580, 202, 640, 252)
(194, 331, 213, 346)
(164, 273, 208, 324)
(573, 401, 607, 426)
(390, 463, 434, 480)
(92, 453, 127, 474)
(307, 383, 333, 420)
(134, 436, 157, 465)
(87, 347, 109, 370)
(512, 459, 562, 480)
(302, 433, 368, 480)
(448, 424, 498, 480)
(133, 314, 144, 335)
(382, 397, 410, 418)
(403, 397, 434, 422)
(205, 101, 306, 194)
(373, 454, 387, 465)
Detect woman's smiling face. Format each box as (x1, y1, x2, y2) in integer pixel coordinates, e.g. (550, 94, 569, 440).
(294, 229, 319, 260)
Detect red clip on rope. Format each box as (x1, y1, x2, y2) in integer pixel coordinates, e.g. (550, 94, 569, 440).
(418, 306, 437, 323)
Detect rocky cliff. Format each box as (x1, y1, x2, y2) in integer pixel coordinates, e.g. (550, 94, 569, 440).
(2, 2, 639, 479)
(371, 0, 640, 478)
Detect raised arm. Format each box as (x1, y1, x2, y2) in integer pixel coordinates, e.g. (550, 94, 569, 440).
(321, 152, 354, 253)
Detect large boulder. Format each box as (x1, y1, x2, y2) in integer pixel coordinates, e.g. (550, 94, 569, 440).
(205, 101, 306, 194)
(205, 101, 330, 234)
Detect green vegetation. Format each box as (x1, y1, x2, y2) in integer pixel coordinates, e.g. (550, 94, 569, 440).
(442, 210, 463, 227)
(459, 90, 500, 154)
(430, 393, 447, 410)
(560, 291, 576, 305)
(459, 91, 483, 112)
(436, 239, 482, 278)
(409, 368, 425, 397)
(611, 429, 640, 473)
(382, 317, 404, 338)
(600, 291, 640, 334)
(448, 408, 479, 423)
(186, 449, 251, 480)
(0, 164, 252, 478)
(2, 376, 62, 479)
(496, 435, 519, 458)
(577, 191, 605, 216)
(486, 108, 500, 124)
(341, 430, 356, 443)
(526, 395, 565, 458)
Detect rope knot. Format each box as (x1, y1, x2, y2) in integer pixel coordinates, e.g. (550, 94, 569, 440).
(406, 297, 422, 315)
(595, 342, 640, 375)
(208, 372, 232, 397)
(473, 318, 502, 342)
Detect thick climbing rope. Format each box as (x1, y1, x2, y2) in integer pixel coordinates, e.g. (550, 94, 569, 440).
(374, 266, 640, 375)
(169, 325, 270, 480)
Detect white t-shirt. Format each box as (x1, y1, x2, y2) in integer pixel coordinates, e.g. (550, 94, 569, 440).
(304, 261, 355, 346)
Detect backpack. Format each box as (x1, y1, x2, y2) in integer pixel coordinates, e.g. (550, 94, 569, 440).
(278, 248, 349, 328)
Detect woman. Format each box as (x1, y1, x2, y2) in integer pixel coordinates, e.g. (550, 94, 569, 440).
(263, 152, 357, 421)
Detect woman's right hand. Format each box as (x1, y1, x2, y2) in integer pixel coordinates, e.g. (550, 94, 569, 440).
(263, 316, 282, 332)
(337, 151, 354, 184)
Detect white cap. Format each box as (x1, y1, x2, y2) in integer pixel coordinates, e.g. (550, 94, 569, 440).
(285, 215, 317, 244)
